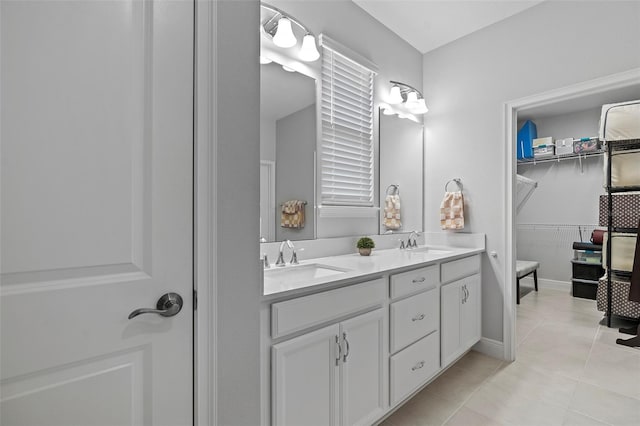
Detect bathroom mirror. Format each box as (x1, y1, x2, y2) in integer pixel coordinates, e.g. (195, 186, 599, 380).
(260, 61, 317, 242)
(379, 111, 424, 235)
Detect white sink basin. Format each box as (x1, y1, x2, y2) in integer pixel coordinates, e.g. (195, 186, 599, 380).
(408, 247, 453, 255)
(264, 263, 350, 284)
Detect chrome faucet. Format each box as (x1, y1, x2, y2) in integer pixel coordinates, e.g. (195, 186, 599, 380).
(276, 240, 298, 266)
(407, 231, 421, 249)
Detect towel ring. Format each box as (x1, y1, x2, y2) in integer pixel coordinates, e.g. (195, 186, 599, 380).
(444, 178, 463, 192)
(385, 184, 400, 195)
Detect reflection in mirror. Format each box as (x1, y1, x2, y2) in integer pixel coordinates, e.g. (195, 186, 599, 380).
(379, 110, 424, 235)
(260, 62, 316, 242)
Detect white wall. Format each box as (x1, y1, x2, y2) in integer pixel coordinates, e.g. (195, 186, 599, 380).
(276, 104, 316, 241)
(422, 1, 640, 342)
(272, 0, 423, 239)
(216, 1, 261, 424)
(260, 117, 276, 162)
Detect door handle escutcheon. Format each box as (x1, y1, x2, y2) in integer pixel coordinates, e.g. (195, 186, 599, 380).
(128, 293, 184, 319)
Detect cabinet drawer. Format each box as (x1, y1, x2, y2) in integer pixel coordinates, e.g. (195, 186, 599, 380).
(390, 287, 439, 353)
(441, 255, 480, 284)
(390, 265, 439, 299)
(390, 331, 439, 406)
(271, 278, 386, 338)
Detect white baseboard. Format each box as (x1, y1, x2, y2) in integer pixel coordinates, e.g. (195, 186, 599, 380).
(520, 276, 570, 292)
(473, 337, 505, 360)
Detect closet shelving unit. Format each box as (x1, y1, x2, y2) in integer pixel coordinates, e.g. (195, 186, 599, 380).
(517, 149, 604, 173)
(601, 101, 640, 347)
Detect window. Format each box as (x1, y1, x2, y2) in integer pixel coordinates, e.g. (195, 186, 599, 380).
(320, 37, 376, 207)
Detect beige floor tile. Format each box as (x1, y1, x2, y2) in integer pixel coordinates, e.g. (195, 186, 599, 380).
(562, 409, 611, 426)
(444, 406, 511, 426)
(384, 390, 462, 426)
(450, 350, 503, 378)
(463, 380, 568, 426)
(485, 359, 578, 409)
(580, 341, 640, 400)
(569, 382, 640, 425)
(422, 365, 488, 404)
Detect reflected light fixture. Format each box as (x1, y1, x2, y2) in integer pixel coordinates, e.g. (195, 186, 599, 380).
(272, 17, 296, 48)
(261, 2, 320, 63)
(388, 80, 428, 115)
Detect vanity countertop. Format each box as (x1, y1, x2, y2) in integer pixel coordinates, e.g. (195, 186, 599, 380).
(262, 245, 484, 300)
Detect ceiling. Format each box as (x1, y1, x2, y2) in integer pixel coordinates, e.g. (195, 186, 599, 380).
(352, 0, 545, 54)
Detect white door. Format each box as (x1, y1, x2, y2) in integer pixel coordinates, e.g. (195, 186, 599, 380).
(340, 309, 386, 426)
(441, 282, 462, 368)
(272, 324, 340, 426)
(1, 1, 194, 425)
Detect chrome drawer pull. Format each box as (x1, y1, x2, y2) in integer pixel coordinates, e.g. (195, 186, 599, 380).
(412, 277, 426, 284)
(411, 313, 426, 322)
(411, 361, 425, 371)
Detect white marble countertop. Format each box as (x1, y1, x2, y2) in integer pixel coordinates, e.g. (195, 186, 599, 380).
(262, 245, 484, 300)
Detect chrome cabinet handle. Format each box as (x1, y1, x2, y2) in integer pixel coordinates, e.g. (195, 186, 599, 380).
(412, 313, 426, 322)
(128, 293, 183, 319)
(342, 332, 350, 362)
(412, 277, 426, 284)
(411, 361, 425, 371)
(335, 335, 341, 366)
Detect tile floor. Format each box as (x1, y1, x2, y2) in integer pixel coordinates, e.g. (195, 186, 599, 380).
(381, 287, 640, 426)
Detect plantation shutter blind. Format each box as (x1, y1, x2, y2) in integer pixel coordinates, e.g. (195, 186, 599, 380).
(320, 40, 376, 207)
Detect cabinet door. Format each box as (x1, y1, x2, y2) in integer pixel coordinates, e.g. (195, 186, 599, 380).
(461, 275, 481, 349)
(441, 281, 462, 368)
(340, 309, 387, 426)
(272, 323, 340, 426)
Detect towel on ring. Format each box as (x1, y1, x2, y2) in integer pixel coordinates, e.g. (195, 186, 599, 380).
(281, 200, 305, 229)
(383, 194, 402, 230)
(440, 191, 464, 230)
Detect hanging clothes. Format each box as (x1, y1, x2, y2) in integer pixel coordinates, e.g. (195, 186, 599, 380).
(629, 219, 640, 303)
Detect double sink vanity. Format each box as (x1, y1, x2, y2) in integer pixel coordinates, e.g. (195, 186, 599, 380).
(260, 236, 485, 426)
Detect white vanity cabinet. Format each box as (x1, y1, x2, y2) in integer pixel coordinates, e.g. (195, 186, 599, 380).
(440, 255, 482, 368)
(388, 265, 441, 405)
(271, 280, 387, 426)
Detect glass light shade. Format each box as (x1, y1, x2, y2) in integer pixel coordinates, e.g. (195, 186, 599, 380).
(299, 34, 320, 62)
(273, 17, 297, 48)
(259, 55, 273, 65)
(406, 91, 419, 106)
(411, 98, 429, 114)
(388, 85, 403, 104)
(282, 65, 296, 72)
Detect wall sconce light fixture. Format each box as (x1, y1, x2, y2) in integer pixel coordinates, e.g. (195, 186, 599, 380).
(387, 80, 428, 115)
(261, 2, 320, 62)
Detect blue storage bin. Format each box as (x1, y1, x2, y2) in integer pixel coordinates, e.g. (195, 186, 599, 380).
(517, 120, 537, 159)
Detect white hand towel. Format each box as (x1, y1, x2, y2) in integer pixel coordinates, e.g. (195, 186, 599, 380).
(440, 191, 464, 230)
(383, 194, 401, 230)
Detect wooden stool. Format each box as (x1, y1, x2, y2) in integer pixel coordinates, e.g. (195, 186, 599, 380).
(516, 260, 539, 304)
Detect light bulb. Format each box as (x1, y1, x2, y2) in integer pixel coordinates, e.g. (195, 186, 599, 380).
(406, 91, 419, 106)
(389, 85, 403, 104)
(273, 17, 297, 48)
(299, 34, 320, 62)
(282, 65, 296, 72)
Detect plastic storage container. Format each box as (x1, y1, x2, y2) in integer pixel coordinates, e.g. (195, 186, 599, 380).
(556, 138, 574, 155)
(517, 120, 537, 159)
(533, 145, 555, 158)
(573, 138, 600, 153)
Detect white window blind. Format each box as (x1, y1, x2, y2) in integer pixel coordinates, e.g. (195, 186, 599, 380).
(320, 43, 375, 207)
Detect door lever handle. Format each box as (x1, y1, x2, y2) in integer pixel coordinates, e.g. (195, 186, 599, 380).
(128, 293, 183, 319)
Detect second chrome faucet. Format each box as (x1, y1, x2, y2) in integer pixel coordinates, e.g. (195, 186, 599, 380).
(276, 239, 298, 266)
